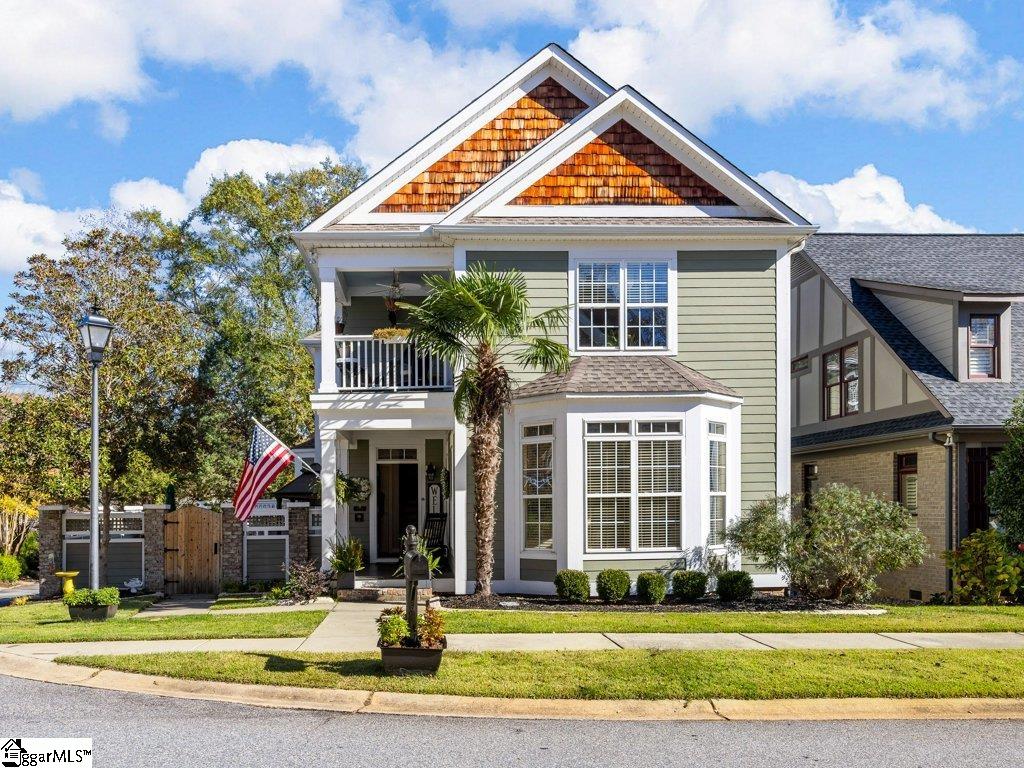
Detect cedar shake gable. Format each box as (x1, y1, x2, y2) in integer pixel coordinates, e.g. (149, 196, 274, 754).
(373, 78, 587, 213)
(512, 120, 735, 206)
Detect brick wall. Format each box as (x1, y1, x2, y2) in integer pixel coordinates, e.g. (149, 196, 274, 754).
(221, 507, 244, 585)
(792, 435, 950, 600)
(142, 505, 166, 593)
(287, 505, 309, 567)
(38, 506, 64, 598)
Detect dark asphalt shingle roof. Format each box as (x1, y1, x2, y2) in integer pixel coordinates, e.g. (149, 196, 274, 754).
(513, 356, 738, 399)
(802, 234, 1024, 427)
(793, 412, 953, 450)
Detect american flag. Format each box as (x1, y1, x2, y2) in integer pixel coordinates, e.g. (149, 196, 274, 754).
(232, 423, 293, 522)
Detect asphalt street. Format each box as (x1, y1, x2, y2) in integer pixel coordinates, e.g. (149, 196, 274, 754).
(2, 675, 1021, 767)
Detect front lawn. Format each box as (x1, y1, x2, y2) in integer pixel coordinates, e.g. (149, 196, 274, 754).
(60, 648, 1024, 700)
(0, 599, 327, 643)
(210, 596, 280, 611)
(443, 605, 1024, 634)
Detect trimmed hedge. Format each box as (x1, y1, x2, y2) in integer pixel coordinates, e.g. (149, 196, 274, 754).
(554, 569, 591, 603)
(636, 572, 667, 605)
(672, 570, 708, 602)
(716, 570, 754, 602)
(596, 569, 631, 603)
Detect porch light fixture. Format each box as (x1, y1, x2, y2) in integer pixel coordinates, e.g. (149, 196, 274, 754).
(77, 305, 114, 589)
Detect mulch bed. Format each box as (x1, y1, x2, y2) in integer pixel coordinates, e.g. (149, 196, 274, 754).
(440, 593, 871, 613)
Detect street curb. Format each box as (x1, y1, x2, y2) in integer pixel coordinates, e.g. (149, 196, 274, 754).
(1, 652, 1022, 722)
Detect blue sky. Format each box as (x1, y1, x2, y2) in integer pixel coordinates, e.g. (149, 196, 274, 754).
(1, 0, 1022, 313)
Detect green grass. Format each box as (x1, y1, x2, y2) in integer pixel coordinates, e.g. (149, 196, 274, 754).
(0, 599, 327, 643)
(209, 597, 279, 611)
(443, 605, 1024, 634)
(59, 648, 1024, 700)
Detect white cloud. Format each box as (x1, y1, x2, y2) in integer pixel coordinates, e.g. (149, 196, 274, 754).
(0, 138, 341, 276)
(570, 0, 1022, 131)
(8, 169, 45, 201)
(756, 165, 972, 233)
(0, 179, 99, 275)
(433, 0, 581, 29)
(97, 103, 130, 142)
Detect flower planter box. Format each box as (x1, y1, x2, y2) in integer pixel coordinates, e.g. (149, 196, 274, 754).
(68, 604, 118, 621)
(338, 572, 357, 590)
(379, 638, 446, 675)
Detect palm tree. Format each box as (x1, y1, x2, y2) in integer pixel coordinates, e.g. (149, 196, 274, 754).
(403, 264, 569, 596)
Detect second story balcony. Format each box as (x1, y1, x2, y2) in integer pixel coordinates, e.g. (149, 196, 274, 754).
(335, 335, 452, 392)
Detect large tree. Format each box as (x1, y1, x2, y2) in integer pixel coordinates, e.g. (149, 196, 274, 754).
(149, 161, 365, 500)
(0, 218, 199, 579)
(403, 265, 569, 596)
(987, 393, 1024, 547)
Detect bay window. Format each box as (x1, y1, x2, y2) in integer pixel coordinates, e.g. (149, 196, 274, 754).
(576, 259, 672, 351)
(521, 424, 554, 550)
(585, 420, 683, 552)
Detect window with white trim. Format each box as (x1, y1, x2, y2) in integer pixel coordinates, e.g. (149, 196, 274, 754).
(585, 420, 684, 552)
(708, 422, 727, 546)
(521, 424, 553, 550)
(576, 260, 671, 351)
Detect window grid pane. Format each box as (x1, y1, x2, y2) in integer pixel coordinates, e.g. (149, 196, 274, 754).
(709, 433, 727, 546)
(576, 260, 671, 351)
(522, 436, 553, 550)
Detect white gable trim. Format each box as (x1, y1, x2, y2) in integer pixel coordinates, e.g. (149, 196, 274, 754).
(303, 45, 613, 232)
(443, 87, 809, 226)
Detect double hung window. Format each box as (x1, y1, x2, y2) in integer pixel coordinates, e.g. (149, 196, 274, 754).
(576, 260, 671, 351)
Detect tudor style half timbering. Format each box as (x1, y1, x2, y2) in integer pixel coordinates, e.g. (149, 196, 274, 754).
(374, 78, 587, 212)
(512, 120, 734, 206)
(294, 44, 814, 595)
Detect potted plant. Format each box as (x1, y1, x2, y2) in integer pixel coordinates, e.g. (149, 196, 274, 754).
(337, 473, 371, 506)
(329, 536, 365, 590)
(64, 586, 120, 621)
(376, 605, 446, 674)
(371, 327, 410, 343)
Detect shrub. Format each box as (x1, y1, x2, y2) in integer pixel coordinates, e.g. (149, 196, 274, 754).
(595, 569, 630, 603)
(672, 570, 708, 602)
(716, 570, 753, 602)
(18, 530, 39, 578)
(267, 585, 290, 601)
(553, 569, 590, 602)
(63, 587, 120, 607)
(328, 536, 364, 574)
(221, 580, 244, 593)
(945, 528, 1022, 605)
(727, 485, 927, 601)
(0, 554, 20, 584)
(636, 572, 667, 605)
(284, 560, 330, 604)
(376, 606, 409, 647)
(417, 606, 446, 648)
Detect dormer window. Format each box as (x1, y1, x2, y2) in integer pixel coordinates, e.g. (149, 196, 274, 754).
(573, 256, 675, 353)
(968, 315, 999, 378)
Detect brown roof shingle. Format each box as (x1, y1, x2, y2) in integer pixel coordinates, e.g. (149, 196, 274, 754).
(514, 356, 738, 399)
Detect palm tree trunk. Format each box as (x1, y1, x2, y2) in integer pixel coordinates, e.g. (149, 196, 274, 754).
(471, 413, 501, 596)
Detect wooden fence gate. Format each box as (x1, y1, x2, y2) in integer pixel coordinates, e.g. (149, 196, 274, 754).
(164, 505, 221, 594)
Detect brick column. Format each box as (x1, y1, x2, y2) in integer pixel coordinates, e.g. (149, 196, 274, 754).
(142, 504, 167, 594)
(288, 503, 309, 567)
(38, 505, 65, 598)
(220, 506, 244, 586)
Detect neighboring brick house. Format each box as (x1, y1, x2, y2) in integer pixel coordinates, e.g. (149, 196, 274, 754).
(790, 235, 1024, 600)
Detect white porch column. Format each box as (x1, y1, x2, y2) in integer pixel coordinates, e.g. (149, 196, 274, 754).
(318, 265, 338, 393)
(452, 421, 469, 594)
(320, 429, 348, 570)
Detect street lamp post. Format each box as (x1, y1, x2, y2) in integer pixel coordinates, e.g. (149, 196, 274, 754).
(77, 307, 113, 590)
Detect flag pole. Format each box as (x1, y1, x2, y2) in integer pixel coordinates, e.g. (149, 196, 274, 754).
(250, 417, 321, 478)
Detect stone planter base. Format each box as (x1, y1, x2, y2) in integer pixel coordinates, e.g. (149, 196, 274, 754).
(68, 604, 118, 621)
(379, 639, 446, 675)
(337, 572, 356, 590)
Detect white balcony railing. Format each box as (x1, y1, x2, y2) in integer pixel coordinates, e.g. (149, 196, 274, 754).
(336, 335, 453, 392)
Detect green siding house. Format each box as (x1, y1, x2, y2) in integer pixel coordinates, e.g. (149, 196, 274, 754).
(292, 45, 814, 594)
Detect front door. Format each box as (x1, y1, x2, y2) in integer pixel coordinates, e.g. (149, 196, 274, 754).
(966, 447, 1001, 534)
(376, 463, 419, 558)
